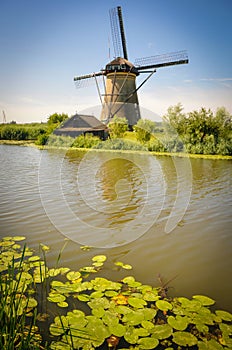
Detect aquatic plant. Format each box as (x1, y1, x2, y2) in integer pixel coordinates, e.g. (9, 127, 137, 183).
(1, 236, 232, 350)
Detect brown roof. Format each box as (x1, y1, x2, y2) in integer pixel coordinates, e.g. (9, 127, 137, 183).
(59, 114, 108, 131)
(108, 57, 135, 68)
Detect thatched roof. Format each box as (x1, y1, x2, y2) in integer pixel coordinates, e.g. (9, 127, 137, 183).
(54, 114, 108, 138)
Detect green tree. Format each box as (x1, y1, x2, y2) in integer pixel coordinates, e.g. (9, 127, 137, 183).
(47, 113, 68, 131)
(108, 116, 128, 139)
(133, 119, 156, 143)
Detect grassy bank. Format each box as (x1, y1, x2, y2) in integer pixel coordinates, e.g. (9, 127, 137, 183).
(1, 139, 232, 160)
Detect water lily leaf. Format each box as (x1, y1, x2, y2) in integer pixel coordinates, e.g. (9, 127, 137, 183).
(178, 297, 201, 311)
(124, 328, 139, 344)
(141, 308, 157, 321)
(143, 291, 160, 301)
(40, 243, 50, 252)
(122, 276, 141, 287)
(12, 236, 26, 241)
(80, 266, 97, 273)
(27, 297, 38, 308)
(219, 323, 232, 336)
(168, 315, 189, 331)
(134, 327, 150, 337)
(114, 261, 132, 270)
(196, 322, 209, 333)
(88, 297, 110, 310)
(28, 256, 41, 262)
(49, 324, 65, 336)
(156, 300, 172, 311)
(77, 294, 90, 302)
(102, 311, 119, 326)
(138, 337, 159, 349)
(92, 262, 104, 267)
(199, 339, 224, 350)
(172, 331, 198, 346)
(57, 301, 68, 308)
(215, 310, 232, 321)
(151, 324, 173, 340)
(109, 323, 126, 337)
(141, 320, 155, 330)
(47, 293, 66, 303)
(66, 271, 81, 281)
(122, 310, 144, 326)
(92, 255, 107, 263)
(128, 297, 147, 308)
(0, 240, 14, 247)
(115, 305, 132, 315)
(49, 268, 62, 277)
(80, 245, 92, 251)
(92, 307, 105, 318)
(60, 267, 70, 274)
(192, 295, 215, 306)
(105, 290, 118, 297)
(91, 291, 104, 299)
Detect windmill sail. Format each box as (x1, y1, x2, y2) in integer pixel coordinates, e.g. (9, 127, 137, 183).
(135, 50, 188, 71)
(109, 6, 128, 59)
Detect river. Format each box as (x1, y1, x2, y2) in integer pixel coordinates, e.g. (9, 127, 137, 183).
(0, 144, 231, 312)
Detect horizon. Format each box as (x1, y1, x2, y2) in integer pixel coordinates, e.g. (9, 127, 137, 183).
(0, 0, 231, 124)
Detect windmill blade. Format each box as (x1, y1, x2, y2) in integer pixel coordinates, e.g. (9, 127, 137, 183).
(74, 72, 104, 88)
(135, 50, 188, 71)
(109, 6, 128, 59)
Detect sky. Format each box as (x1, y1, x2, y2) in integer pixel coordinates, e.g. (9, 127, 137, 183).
(0, 0, 232, 123)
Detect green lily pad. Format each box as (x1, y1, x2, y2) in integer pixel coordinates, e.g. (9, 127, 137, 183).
(47, 293, 66, 303)
(196, 322, 209, 333)
(124, 328, 139, 344)
(90, 291, 104, 299)
(77, 294, 90, 302)
(156, 300, 172, 311)
(115, 261, 132, 270)
(92, 255, 107, 263)
(88, 297, 110, 310)
(141, 308, 157, 321)
(178, 297, 201, 311)
(122, 310, 145, 326)
(172, 331, 198, 346)
(168, 315, 189, 331)
(66, 271, 81, 281)
(109, 323, 126, 337)
(215, 310, 232, 321)
(122, 276, 141, 287)
(57, 301, 69, 308)
(137, 337, 159, 349)
(92, 307, 105, 318)
(198, 339, 224, 350)
(128, 297, 147, 308)
(192, 295, 215, 306)
(151, 324, 173, 340)
(12, 236, 26, 241)
(141, 320, 155, 330)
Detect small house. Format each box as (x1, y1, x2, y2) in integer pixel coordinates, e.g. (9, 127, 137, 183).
(54, 114, 108, 140)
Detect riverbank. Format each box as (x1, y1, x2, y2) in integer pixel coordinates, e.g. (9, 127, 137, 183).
(1, 139, 232, 160)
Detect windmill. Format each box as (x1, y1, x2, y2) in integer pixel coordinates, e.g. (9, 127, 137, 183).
(74, 6, 188, 128)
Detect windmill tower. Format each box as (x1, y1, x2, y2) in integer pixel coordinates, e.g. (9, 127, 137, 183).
(74, 6, 188, 128)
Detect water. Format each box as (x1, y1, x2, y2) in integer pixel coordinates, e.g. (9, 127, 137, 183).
(0, 145, 231, 311)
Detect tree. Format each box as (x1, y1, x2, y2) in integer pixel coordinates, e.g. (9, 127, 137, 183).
(47, 113, 68, 130)
(108, 116, 128, 139)
(133, 119, 156, 143)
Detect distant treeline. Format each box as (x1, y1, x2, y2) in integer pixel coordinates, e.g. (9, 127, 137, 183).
(1, 107, 232, 155)
(0, 123, 48, 141)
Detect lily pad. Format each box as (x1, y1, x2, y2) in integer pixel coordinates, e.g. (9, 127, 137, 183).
(151, 324, 173, 340)
(109, 323, 126, 337)
(192, 295, 215, 306)
(168, 315, 189, 331)
(172, 331, 198, 346)
(66, 271, 81, 281)
(122, 310, 144, 326)
(128, 297, 147, 308)
(156, 300, 172, 311)
(138, 337, 159, 349)
(215, 310, 232, 322)
(92, 255, 107, 263)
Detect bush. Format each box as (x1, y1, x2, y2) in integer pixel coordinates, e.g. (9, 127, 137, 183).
(95, 138, 146, 151)
(71, 133, 101, 148)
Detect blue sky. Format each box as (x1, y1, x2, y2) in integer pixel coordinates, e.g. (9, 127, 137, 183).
(0, 0, 231, 123)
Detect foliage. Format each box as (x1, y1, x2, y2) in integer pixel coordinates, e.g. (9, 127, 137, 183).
(133, 119, 157, 143)
(95, 138, 146, 151)
(1, 236, 232, 350)
(0, 123, 48, 141)
(71, 133, 101, 148)
(47, 113, 68, 127)
(163, 104, 232, 155)
(108, 116, 129, 139)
